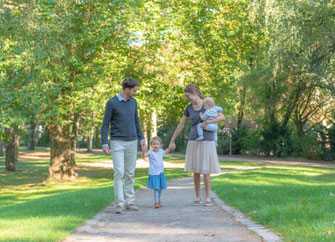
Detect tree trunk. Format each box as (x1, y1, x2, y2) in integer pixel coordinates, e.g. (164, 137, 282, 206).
(152, 110, 157, 137)
(0, 141, 4, 157)
(87, 126, 94, 153)
(27, 122, 36, 150)
(94, 126, 100, 149)
(70, 113, 80, 166)
(5, 127, 15, 171)
(14, 128, 19, 163)
(237, 83, 246, 129)
(47, 123, 77, 180)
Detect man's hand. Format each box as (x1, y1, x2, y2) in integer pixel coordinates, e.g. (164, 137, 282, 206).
(140, 141, 147, 154)
(102, 145, 111, 156)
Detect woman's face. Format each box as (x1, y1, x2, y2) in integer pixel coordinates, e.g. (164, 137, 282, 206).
(184, 92, 197, 102)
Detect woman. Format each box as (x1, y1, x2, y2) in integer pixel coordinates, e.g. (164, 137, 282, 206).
(169, 84, 225, 206)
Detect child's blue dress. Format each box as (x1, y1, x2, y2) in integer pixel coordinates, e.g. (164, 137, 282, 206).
(147, 148, 167, 190)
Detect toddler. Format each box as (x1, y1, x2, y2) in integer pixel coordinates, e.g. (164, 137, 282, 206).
(196, 97, 223, 143)
(142, 136, 172, 208)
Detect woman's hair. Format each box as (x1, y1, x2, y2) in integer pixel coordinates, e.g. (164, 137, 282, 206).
(122, 77, 140, 90)
(150, 136, 163, 146)
(184, 84, 203, 99)
(203, 97, 215, 106)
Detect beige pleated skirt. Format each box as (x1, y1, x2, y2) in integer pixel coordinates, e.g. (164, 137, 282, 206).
(184, 141, 221, 174)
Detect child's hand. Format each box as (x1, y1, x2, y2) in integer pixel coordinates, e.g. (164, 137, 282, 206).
(199, 112, 203, 115)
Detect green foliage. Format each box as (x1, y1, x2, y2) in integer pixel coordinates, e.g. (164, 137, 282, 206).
(260, 121, 294, 157)
(158, 121, 192, 153)
(36, 130, 50, 147)
(318, 124, 335, 161)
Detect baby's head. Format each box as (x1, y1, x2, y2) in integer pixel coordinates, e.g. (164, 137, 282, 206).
(150, 136, 163, 150)
(203, 97, 215, 110)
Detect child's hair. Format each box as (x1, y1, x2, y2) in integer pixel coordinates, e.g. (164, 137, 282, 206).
(150, 136, 163, 146)
(203, 97, 215, 106)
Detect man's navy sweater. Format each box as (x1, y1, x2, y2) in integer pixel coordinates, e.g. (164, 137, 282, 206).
(101, 94, 144, 146)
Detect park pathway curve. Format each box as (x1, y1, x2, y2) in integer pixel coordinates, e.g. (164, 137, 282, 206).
(63, 176, 265, 242)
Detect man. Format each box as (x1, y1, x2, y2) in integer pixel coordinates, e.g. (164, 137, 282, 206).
(101, 77, 147, 214)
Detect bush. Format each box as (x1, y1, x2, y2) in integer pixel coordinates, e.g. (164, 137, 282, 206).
(318, 124, 335, 161)
(289, 127, 321, 160)
(36, 131, 50, 147)
(260, 121, 293, 157)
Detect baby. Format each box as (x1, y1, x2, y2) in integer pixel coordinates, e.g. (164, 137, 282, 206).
(196, 97, 222, 143)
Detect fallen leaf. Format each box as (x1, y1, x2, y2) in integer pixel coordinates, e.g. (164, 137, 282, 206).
(328, 231, 334, 235)
(262, 190, 268, 193)
(253, 211, 257, 213)
(330, 193, 334, 197)
(234, 187, 238, 191)
(249, 186, 253, 188)
(204, 233, 217, 237)
(299, 200, 303, 203)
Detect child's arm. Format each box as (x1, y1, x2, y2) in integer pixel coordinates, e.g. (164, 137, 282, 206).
(142, 150, 150, 158)
(164, 147, 172, 155)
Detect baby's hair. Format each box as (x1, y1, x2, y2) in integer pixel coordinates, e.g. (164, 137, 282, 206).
(203, 97, 215, 106)
(150, 136, 163, 146)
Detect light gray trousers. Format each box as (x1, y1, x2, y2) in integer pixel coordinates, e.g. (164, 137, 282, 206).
(110, 140, 138, 207)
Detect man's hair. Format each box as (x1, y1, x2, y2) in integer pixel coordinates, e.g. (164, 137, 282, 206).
(122, 77, 140, 90)
(150, 136, 163, 146)
(203, 97, 215, 106)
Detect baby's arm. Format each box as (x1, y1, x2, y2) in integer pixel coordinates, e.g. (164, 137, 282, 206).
(200, 111, 209, 121)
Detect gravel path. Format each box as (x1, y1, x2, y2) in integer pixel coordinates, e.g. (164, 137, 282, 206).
(63, 152, 334, 241)
(63, 176, 266, 242)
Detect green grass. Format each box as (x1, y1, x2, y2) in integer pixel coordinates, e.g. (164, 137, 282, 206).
(0, 151, 189, 241)
(212, 166, 335, 241)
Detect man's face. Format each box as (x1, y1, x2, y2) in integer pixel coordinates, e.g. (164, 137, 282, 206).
(125, 86, 139, 98)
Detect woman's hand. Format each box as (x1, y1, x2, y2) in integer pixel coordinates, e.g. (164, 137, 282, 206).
(169, 142, 176, 150)
(201, 120, 209, 129)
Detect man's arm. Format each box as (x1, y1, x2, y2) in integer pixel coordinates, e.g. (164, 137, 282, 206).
(134, 101, 148, 153)
(101, 100, 112, 155)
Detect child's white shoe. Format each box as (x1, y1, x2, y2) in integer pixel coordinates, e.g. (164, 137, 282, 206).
(196, 136, 204, 141)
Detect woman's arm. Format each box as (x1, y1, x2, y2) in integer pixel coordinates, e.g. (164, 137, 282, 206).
(201, 112, 225, 129)
(169, 115, 188, 149)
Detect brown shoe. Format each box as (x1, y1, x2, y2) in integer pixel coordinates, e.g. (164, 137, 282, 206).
(125, 204, 138, 211)
(158, 201, 163, 207)
(154, 202, 160, 208)
(115, 205, 123, 214)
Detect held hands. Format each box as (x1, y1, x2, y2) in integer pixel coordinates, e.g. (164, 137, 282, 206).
(140, 141, 148, 158)
(169, 142, 176, 150)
